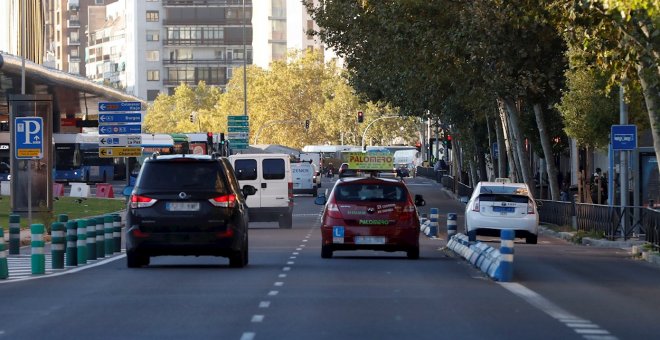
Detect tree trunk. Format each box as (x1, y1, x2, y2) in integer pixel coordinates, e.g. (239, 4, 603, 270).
(503, 97, 533, 190)
(495, 111, 506, 179)
(533, 103, 561, 200)
(636, 61, 660, 179)
(497, 100, 517, 181)
(469, 161, 478, 189)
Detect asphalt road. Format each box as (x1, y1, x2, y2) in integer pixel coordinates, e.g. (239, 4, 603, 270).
(1, 175, 659, 339)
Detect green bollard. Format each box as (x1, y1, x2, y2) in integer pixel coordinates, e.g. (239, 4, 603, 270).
(95, 217, 105, 259)
(0, 229, 8, 279)
(66, 220, 77, 267)
(104, 215, 114, 256)
(9, 214, 20, 255)
(76, 219, 87, 265)
(58, 214, 68, 223)
(86, 218, 96, 261)
(50, 222, 65, 269)
(31, 224, 46, 275)
(112, 214, 122, 253)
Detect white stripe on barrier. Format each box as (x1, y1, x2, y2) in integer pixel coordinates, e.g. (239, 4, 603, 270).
(52, 231, 65, 238)
(32, 234, 44, 242)
(51, 244, 65, 251)
(0, 250, 6, 258)
(32, 248, 45, 255)
(67, 241, 75, 248)
(76, 240, 86, 247)
(501, 254, 514, 262)
(501, 240, 514, 248)
(113, 232, 120, 237)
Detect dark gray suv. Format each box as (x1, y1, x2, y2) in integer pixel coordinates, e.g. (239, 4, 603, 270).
(125, 153, 256, 268)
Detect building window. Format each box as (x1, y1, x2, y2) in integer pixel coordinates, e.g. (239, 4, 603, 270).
(70, 48, 79, 57)
(68, 63, 80, 74)
(147, 70, 160, 81)
(95, 0, 104, 4)
(146, 50, 160, 62)
(146, 11, 159, 22)
(147, 90, 161, 101)
(307, 20, 314, 40)
(146, 30, 160, 41)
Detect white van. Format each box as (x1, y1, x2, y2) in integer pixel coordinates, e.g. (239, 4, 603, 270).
(229, 153, 294, 228)
(299, 152, 322, 187)
(291, 162, 317, 197)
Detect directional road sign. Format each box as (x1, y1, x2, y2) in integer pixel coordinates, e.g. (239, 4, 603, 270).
(98, 102, 142, 112)
(99, 147, 142, 158)
(99, 135, 142, 147)
(227, 132, 249, 139)
(611, 124, 637, 151)
(228, 115, 249, 122)
(229, 140, 249, 150)
(228, 126, 249, 133)
(99, 113, 143, 123)
(14, 117, 44, 159)
(99, 124, 142, 135)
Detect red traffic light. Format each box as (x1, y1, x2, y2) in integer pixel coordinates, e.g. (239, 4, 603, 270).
(357, 111, 364, 123)
(446, 135, 452, 141)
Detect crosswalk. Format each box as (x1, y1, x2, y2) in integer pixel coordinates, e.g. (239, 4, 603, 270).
(2, 251, 125, 282)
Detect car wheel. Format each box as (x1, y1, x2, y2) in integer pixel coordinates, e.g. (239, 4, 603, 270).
(406, 247, 420, 260)
(279, 213, 293, 229)
(126, 250, 147, 268)
(229, 248, 247, 268)
(526, 234, 538, 244)
(467, 230, 477, 242)
(321, 245, 333, 259)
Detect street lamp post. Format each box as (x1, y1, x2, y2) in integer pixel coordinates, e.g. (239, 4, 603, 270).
(360, 116, 400, 151)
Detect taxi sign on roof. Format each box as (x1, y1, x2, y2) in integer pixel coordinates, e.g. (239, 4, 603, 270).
(342, 151, 393, 171)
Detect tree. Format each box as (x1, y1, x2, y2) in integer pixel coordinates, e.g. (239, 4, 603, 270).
(144, 82, 222, 133)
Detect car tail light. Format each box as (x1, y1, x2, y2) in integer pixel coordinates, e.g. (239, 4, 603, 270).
(326, 203, 343, 219)
(398, 202, 416, 221)
(472, 198, 480, 212)
(209, 194, 236, 208)
(216, 228, 234, 238)
(130, 194, 157, 209)
(527, 199, 535, 214)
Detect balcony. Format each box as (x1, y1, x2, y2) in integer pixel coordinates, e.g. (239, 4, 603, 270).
(163, 58, 252, 66)
(163, 0, 251, 7)
(67, 54, 81, 63)
(164, 78, 227, 86)
(162, 18, 248, 26)
(68, 0, 79, 11)
(67, 38, 81, 45)
(163, 38, 225, 46)
(67, 20, 81, 28)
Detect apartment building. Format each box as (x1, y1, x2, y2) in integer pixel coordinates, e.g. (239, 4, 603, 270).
(86, 0, 127, 89)
(0, 0, 45, 64)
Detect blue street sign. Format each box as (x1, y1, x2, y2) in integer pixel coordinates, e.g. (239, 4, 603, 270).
(98, 102, 142, 112)
(99, 113, 143, 123)
(15, 117, 44, 159)
(99, 124, 142, 135)
(611, 124, 637, 150)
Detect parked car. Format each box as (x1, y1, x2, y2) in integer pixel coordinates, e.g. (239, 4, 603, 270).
(229, 153, 294, 228)
(315, 176, 426, 259)
(125, 153, 256, 268)
(464, 180, 540, 244)
(338, 163, 357, 178)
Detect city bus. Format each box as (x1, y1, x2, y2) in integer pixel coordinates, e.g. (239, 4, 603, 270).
(128, 133, 175, 185)
(53, 133, 115, 183)
(170, 133, 190, 154)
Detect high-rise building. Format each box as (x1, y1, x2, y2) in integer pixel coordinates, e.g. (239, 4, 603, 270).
(86, 0, 127, 89)
(0, 0, 46, 64)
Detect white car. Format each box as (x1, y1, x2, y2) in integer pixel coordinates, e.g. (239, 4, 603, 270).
(465, 181, 540, 244)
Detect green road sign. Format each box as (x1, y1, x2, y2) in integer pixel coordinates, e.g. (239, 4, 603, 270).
(230, 140, 249, 149)
(228, 121, 249, 127)
(228, 126, 249, 132)
(228, 115, 249, 122)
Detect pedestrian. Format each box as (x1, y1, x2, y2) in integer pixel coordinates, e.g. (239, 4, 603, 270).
(590, 168, 607, 204)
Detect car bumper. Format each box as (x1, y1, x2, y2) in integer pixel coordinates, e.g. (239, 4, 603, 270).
(466, 214, 539, 235)
(320, 225, 419, 251)
(125, 226, 241, 257)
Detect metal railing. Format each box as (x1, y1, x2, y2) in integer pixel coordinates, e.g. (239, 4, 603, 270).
(644, 209, 660, 251)
(537, 200, 575, 227)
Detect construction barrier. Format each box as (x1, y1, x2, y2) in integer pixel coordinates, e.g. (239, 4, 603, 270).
(496, 230, 515, 282)
(51, 222, 65, 269)
(53, 183, 65, 197)
(446, 231, 514, 282)
(429, 208, 439, 237)
(66, 220, 78, 267)
(31, 224, 46, 275)
(104, 215, 114, 256)
(76, 220, 87, 265)
(69, 182, 90, 198)
(95, 217, 105, 259)
(112, 214, 121, 253)
(95, 183, 114, 198)
(0, 229, 8, 279)
(86, 218, 96, 261)
(447, 213, 457, 241)
(9, 214, 20, 255)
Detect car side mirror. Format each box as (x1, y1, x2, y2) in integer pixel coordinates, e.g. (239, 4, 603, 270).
(242, 185, 257, 197)
(414, 194, 426, 207)
(122, 186, 134, 197)
(315, 192, 327, 205)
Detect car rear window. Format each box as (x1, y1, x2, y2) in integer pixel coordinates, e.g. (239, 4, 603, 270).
(334, 183, 407, 202)
(138, 161, 228, 192)
(234, 159, 258, 180)
(480, 185, 529, 196)
(263, 158, 285, 180)
(478, 194, 530, 203)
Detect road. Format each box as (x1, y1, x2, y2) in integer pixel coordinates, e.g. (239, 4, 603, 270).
(1, 175, 659, 339)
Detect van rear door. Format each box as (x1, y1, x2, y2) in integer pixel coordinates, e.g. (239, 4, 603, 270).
(232, 158, 261, 207)
(261, 157, 290, 208)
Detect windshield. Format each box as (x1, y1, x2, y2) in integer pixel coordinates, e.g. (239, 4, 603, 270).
(334, 183, 407, 202)
(54, 144, 80, 170)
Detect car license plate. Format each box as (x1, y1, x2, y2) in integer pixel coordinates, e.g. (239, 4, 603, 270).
(166, 202, 200, 211)
(493, 206, 515, 213)
(355, 236, 386, 244)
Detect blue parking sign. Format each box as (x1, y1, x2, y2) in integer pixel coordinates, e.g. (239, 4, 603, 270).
(15, 117, 43, 159)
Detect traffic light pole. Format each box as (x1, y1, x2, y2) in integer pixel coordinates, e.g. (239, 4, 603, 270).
(360, 116, 400, 151)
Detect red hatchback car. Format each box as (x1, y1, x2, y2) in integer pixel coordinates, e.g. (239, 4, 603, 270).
(315, 177, 426, 259)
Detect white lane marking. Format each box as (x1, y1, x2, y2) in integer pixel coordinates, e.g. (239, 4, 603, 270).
(259, 301, 271, 308)
(286, 261, 294, 265)
(240, 332, 255, 340)
(567, 323, 600, 328)
(251, 315, 264, 323)
(302, 239, 308, 242)
(268, 290, 279, 296)
(290, 256, 296, 259)
(274, 282, 284, 287)
(283, 267, 291, 271)
(278, 274, 287, 278)
(499, 282, 617, 339)
(296, 248, 302, 251)
(293, 252, 299, 255)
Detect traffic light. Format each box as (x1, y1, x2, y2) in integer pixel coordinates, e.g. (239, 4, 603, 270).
(305, 120, 310, 130)
(446, 135, 452, 149)
(207, 132, 213, 145)
(219, 132, 225, 144)
(357, 111, 364, 123)
(415, 141, 422, 152)
(189, 113, 194, 122)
